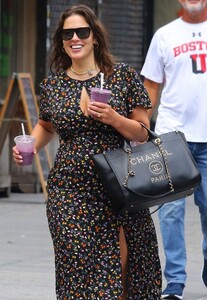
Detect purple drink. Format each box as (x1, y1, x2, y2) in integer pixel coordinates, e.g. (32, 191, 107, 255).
(19, 151, 34, 166)
(14, 135, 36, 166)
(91, 87, 111, 103)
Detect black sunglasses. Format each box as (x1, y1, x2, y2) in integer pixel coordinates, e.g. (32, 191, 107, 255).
(61, 27, 91, 40)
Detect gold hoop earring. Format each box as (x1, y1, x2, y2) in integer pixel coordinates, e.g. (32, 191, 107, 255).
(93, 43, 99, 49)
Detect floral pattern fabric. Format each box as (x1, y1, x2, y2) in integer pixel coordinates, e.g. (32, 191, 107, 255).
(39, 63, 162, 299)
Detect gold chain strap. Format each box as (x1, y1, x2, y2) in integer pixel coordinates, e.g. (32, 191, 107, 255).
(154, 138, 174, 192)
(123, 148, 135, 187)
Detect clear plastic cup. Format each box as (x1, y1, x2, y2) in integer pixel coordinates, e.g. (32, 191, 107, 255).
(14, 135, 36, 166)
(91, 87, 111, 103)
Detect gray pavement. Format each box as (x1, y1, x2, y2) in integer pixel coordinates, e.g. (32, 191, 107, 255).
(0, 193, 207, 300)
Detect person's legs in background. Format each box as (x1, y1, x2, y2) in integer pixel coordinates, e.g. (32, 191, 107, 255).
(189, 142, 207, 287)
(159, 142, 207, 299)
(159, 199, 186, 299)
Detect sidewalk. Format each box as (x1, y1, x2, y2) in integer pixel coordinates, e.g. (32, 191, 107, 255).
(0, 193, 207, 300)
(0, 193, 56, 300)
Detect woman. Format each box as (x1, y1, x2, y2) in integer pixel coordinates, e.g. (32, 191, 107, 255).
(13, 5, 161, 299)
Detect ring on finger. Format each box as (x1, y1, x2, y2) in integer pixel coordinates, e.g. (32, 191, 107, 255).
(97, 113, 101, 118)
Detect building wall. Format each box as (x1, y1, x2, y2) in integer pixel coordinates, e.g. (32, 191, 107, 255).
(0, 0, 36, 101)
(154, 0, 181, 31)
(0, 0, 37, 194)
(48, 0, 148, 72)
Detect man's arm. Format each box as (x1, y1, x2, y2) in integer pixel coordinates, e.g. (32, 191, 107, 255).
(143, 79, 162, 119)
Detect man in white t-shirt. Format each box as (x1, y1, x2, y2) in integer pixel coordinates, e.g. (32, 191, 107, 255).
(141, 0, 207, 299)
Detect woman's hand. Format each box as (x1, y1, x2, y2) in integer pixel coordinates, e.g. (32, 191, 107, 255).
(88, 101, 149, 142)
(12, 146, 23, 166)
(12, 146, 37, 166)
(88, 102, 120, 125)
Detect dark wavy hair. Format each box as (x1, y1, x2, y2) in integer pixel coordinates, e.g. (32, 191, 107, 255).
(49, 4, 116, 77)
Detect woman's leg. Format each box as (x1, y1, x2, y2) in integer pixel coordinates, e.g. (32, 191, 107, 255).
(119, 226, 128, 299)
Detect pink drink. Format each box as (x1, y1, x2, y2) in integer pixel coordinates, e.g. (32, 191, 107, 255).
(14, 135, 36, 166)
(19, 151, 34, 165)
(91, 87, 111, 103)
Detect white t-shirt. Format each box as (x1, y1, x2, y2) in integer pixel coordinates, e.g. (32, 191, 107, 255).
(141, 17, 207, 142)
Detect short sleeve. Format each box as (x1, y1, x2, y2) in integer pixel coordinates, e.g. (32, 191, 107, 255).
(123, 64, 152, 114)
(141, 29, 165, 83)
(38, 78, 52, 122)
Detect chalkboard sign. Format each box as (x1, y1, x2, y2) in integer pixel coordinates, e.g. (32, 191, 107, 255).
(0, 73, 19, 152)
(0, 73, 51, 198)
(18, 74, 39, 129)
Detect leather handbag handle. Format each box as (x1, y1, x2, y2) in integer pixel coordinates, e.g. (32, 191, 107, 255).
(140, 123, 160, 141)
(123, 123, 160, 151)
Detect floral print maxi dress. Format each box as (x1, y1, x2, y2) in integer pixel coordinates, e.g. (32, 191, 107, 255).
(39, 63, 162, 300)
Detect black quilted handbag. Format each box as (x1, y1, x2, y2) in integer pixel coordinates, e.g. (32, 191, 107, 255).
(93, 124, 201, 214)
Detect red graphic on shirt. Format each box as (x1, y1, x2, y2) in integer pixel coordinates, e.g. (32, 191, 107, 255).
(173, 41, 207, 74)
(190, 54, 207, 74)
(173, 41, 207, 57)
